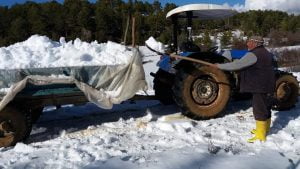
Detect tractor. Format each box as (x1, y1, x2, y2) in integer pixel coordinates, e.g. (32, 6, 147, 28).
(150, 4, 299, 119)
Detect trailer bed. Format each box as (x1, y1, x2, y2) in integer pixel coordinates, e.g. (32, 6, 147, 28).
(0, 48, 147, 111)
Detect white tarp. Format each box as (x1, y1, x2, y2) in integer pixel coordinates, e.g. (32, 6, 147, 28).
(0, 37, 147, 111)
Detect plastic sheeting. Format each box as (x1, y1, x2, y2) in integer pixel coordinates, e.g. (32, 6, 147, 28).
(0, 48, 147, 111)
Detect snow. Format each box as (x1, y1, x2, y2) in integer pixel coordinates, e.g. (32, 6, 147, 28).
(138, 48, 160, 94)
(145, 36, 165, 54)
(13, 143, 35, 153)
(0, 35, 132, 69)
(294, 73, 300, 82)
(272, 45, 300, 52)
(2, 98, 299, 169)
(232, 29, 243, 39)
(0, 35, 299, 169)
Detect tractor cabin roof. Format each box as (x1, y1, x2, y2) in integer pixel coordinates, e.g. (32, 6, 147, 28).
(166, 4, 237, 20)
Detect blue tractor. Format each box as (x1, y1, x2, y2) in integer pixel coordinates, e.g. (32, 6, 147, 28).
(150, 4, 299, 119)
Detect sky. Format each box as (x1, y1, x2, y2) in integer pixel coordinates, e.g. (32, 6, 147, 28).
(0, 0, 299, 14)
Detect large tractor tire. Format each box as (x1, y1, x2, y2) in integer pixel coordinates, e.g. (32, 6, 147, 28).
(0, 106, 32, 147)
(153, 69, 175, 105)
(173, 64, 231, 119)
(273, 72, 299, 110)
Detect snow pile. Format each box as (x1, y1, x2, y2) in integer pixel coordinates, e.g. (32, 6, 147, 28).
(145, 37, 165, 54)
(0, 35, 132, 69)
(13, 143, 35, 153)
(138, 46, 160, 93)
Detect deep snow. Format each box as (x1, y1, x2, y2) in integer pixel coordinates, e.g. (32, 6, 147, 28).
(0, 36, 299, 169)
(0, 35, 132, 69)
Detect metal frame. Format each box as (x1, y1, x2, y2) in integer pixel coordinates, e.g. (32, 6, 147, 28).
(168, 4, 237, 53)
(170, 11, 194, 53)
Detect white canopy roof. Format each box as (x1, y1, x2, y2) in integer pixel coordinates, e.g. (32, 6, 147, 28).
(166, 4, 237, 19)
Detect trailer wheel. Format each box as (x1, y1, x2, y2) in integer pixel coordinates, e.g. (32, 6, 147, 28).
(173, 64, 231, 119)
(29, 107, 44, 123)
(273, 73, 299, 110)
(0, 106, 31, 147)
(153, 69, 175, 105)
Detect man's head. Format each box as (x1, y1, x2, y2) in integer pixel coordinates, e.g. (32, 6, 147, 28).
(247, 36, 264, 50)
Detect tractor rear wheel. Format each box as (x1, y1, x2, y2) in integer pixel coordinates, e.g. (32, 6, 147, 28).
(273, 72, 299, 110)
(0, 106, 32, 147)
(173, 64, 231, 119)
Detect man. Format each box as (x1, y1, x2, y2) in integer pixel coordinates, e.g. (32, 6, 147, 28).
(213, 36, 275, 143)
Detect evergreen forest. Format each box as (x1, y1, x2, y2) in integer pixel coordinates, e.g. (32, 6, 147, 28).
(0, 0, 299, 48)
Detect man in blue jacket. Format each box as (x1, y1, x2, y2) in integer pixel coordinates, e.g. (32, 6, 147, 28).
(214, 36, 275, 142)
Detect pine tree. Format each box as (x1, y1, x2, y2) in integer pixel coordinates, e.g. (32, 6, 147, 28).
(202, 31, 213, 49)
(221, 31, 232, 49)
(0, 6, 9, 46)
(25, 2, 47, 35)
(63, 0, 84, 40)
(41, 1, 65, 40)
(8, 17, 29, 43)
(95, 0, 123, 42)
(77, 1, 94, 41)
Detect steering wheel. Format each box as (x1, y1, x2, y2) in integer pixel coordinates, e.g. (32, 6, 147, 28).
(207, 46, 218, 53)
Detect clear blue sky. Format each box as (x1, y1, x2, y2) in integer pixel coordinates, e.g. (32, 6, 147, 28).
(0, 0, 245, 7)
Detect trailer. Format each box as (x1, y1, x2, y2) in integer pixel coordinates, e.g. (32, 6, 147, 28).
(0, 47, 148, 147)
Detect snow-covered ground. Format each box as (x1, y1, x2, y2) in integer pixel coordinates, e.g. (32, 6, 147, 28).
(0, 36, 300, 169)
(273, 45, 300, 52)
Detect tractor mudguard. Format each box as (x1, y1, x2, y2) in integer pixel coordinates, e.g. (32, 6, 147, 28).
(157, 51, 231, 73)
(157, 52, 195, 73)
(174, 52, 229, 70)
(229, 49, 248, 59)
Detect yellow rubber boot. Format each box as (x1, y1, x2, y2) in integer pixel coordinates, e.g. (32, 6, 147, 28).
(248, 120, 268, 143)
(251, 118, 271, 134)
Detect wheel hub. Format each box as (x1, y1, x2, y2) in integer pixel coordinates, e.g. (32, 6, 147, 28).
(191, 78, 218, 105)
(277, 82, 292, 101)
(0, 120, 14, 140)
